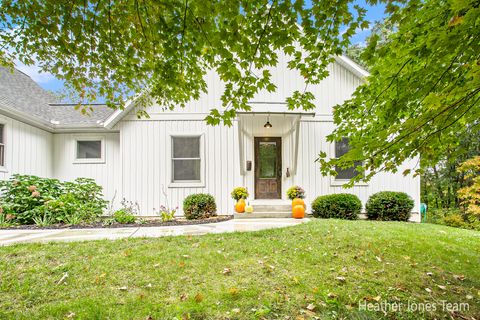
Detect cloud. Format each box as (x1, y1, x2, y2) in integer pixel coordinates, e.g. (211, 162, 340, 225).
(14, 61, 56, 84)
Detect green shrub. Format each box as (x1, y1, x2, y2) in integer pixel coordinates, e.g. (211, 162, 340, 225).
(63, 178, 108, 217)
(0, 174, 107, 225)
(113, 209, 136, 224)
(231, 187, 249, 201)
(366, 191, 414, 221)
(286, 185, 305, 200)
(442, 214, 467, 229)
(427, 208, 480, 231)
(311, 193, 361, 220)
(183, 193, 217, 220)
(0, 174, 62, 224)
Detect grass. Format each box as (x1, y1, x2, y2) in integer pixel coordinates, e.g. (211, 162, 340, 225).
(0, 219, 479, 319)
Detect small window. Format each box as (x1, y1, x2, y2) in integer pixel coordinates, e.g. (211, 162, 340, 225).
(74, 137, 104, 163)
(0, 124, 5, 167)
(334, 138, 362, 180)
(171, 136, 201, 182)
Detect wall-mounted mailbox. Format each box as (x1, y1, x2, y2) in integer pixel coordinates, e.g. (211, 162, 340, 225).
(246, 161, 252, 171)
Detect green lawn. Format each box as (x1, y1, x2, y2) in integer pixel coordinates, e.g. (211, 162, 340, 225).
(0, 220, 479, 319)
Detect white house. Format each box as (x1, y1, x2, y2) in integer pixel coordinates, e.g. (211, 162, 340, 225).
(0, 55, 421, 221)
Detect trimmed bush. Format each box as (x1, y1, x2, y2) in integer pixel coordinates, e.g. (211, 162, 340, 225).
(365, 191, 414, 221)
(183, 193, 217, 220)
(311, 193, 361, 220)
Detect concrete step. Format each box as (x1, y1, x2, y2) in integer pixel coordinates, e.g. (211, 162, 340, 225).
(234, 211, 293, 219)
(251, 204, 291, 213)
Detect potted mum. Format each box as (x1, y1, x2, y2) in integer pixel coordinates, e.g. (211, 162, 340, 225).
(286, 185, 306, 219)
(231, 187, 249, 213)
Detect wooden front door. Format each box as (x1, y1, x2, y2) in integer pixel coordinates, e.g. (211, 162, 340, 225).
(255, 137, 282, 199)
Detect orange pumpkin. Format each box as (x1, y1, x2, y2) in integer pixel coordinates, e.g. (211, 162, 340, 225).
(292, 198, 305, 208)
(235, 198, 246, 213)
(292, 205, 305, 219)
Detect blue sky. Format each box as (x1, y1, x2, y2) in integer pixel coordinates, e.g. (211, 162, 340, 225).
(16, 1, 385, 93)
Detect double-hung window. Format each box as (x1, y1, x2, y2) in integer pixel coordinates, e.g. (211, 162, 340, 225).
(171, 136, 202, 184)
(334, 138, 363, 180)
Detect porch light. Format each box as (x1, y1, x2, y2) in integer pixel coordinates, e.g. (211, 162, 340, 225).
(264, 115, 272, 128)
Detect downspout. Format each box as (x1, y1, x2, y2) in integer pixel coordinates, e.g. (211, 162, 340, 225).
(291, 116, 301, 176)
(237, 117, 245, 176)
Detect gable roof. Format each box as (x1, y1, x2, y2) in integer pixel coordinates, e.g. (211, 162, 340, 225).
(104, 55, 370, 128)
(0, 67, 116, 131)
(1, 55, 369, 131)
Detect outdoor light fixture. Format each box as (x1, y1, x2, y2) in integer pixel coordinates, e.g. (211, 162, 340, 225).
(264, 114, 272, 128)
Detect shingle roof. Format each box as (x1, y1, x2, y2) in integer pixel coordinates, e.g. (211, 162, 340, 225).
(0, 66, 116, 128)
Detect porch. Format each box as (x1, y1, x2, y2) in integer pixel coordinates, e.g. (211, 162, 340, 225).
(236, 106, 315, 205)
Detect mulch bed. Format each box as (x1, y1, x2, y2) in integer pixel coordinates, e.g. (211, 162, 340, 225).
(0, 215, 233, 230)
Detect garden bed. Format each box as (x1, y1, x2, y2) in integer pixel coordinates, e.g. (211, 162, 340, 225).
(0, 215, 233, 230)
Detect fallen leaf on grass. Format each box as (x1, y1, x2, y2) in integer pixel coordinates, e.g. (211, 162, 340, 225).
(363, 296, 381, 302)
(453, 274, 465, 281)
(222, 268, 231, 275)
(306, 303, 316, 311)
(229, 287, 239, 296)
(194, 293, 204, 303)
(118, 286, 128, 291)
(336, 276, 346, 283)
(437, 285, 447, 291)
(327, 292, 337, 299)
(426, 272, 433, 276)
(179, 293, 188, 301)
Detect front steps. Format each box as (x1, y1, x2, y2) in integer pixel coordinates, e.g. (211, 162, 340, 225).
(234, 200, 294, 219)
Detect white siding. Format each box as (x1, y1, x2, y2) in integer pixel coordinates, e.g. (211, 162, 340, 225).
(295, 120, 421, 221)
(52, 133, 121, 207)
(128, 53, 361, 117)
(117, 56, 420, 220)
(0, 114, 53, 180)
(119, 120, 240, 215)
